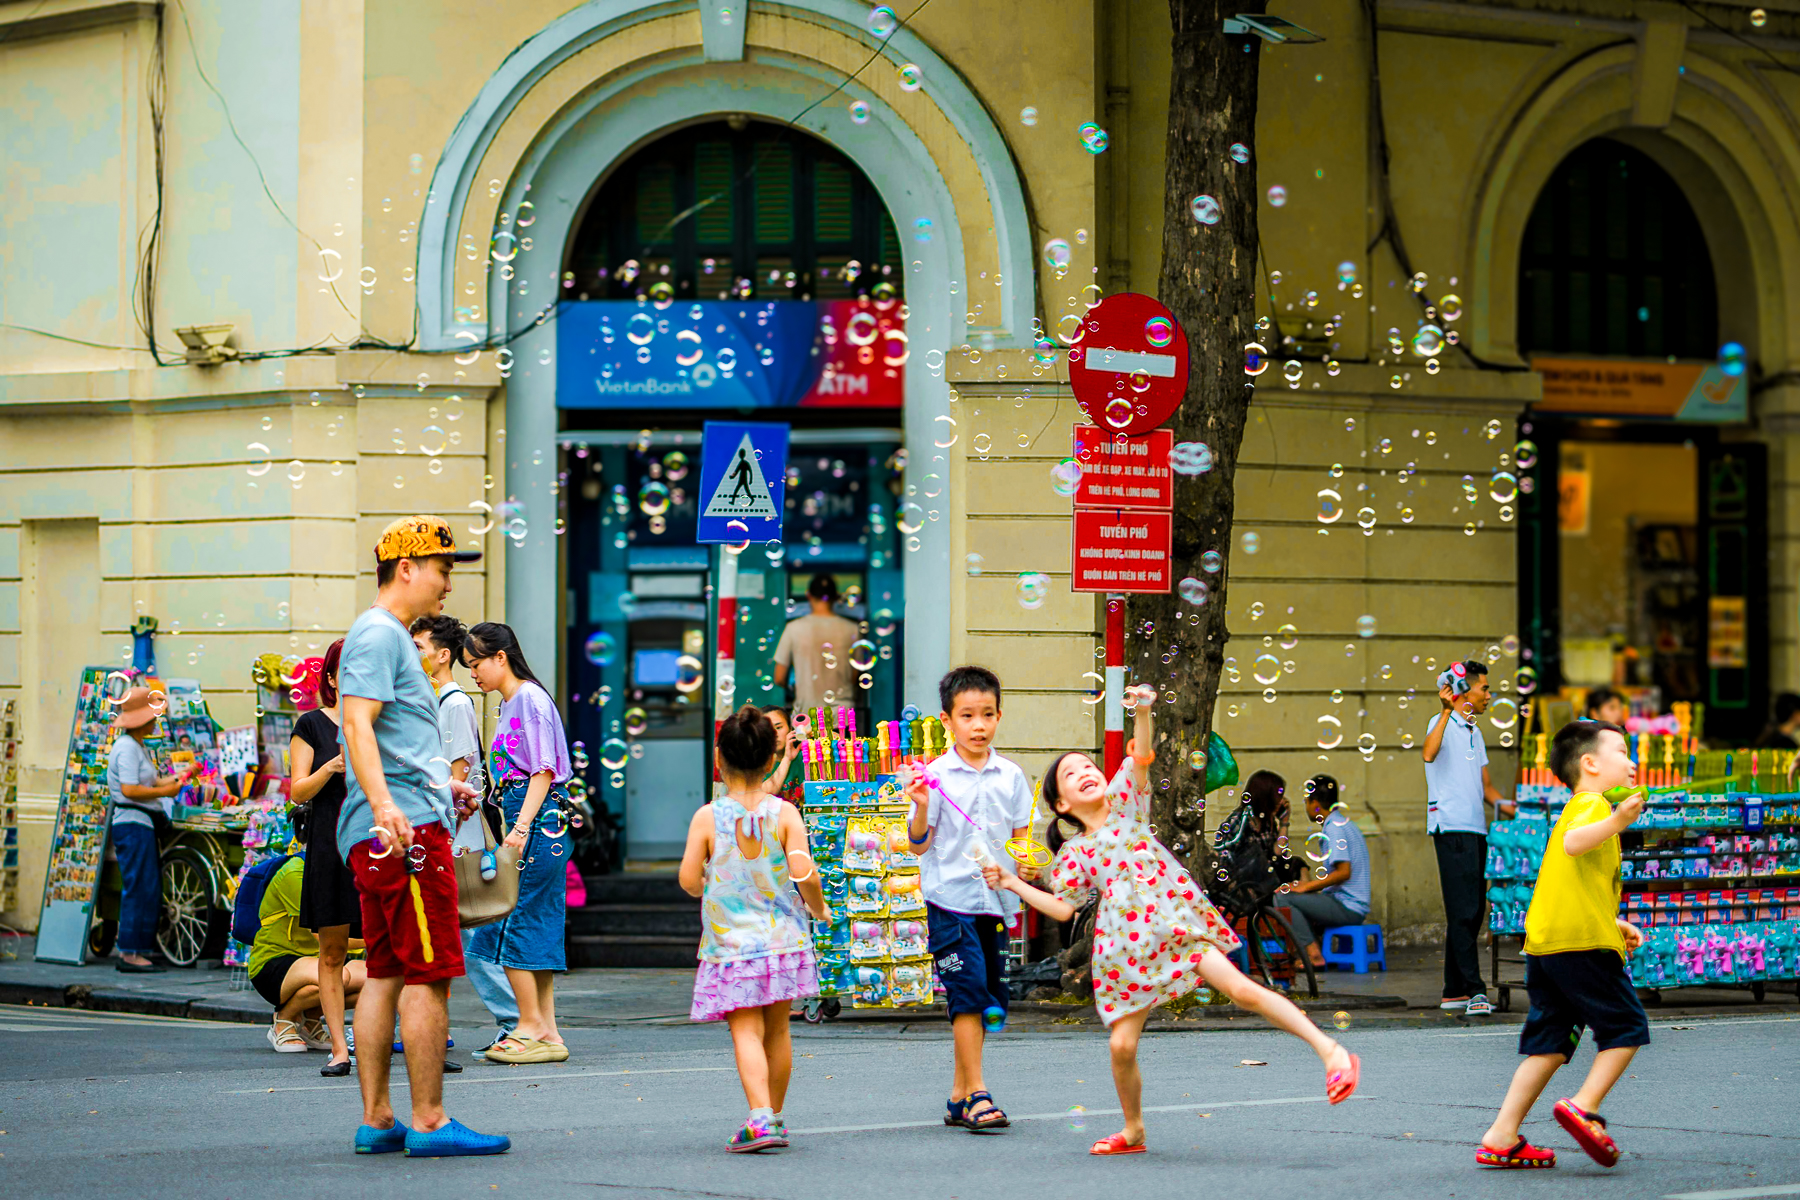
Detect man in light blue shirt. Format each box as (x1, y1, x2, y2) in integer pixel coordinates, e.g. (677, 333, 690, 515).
(1422, 660, 1514, 1016)
(1283, 775, 1372, 966)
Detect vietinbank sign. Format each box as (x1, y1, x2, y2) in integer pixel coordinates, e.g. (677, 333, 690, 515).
(555, 298, 904, 409)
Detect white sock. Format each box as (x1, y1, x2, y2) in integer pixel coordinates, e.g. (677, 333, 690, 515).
(749, 1106, 774, 1124)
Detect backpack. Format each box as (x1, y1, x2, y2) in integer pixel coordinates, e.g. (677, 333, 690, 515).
(231, 853, 298, 944)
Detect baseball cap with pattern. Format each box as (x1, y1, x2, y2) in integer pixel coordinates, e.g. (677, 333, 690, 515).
(374, 515, 482, 564)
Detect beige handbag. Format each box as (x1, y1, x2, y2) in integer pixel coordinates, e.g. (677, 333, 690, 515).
(454, 810, 520, 929)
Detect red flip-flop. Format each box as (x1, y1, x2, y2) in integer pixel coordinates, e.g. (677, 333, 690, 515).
(1326, 1052, 1361, 1104)
(1553, 1098, 1619, 1167)
(1476, 1138, 1557, 1168)
(1090, 1133, 1147, 1156)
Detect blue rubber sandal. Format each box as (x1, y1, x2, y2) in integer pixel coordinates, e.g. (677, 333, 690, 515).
(403, 1118, 511, 1157)
(945, 1091, 1009, 1132)
(354, 1120, 410, 1154)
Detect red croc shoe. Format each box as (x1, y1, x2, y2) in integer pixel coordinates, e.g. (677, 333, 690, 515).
(1476, 1138, 1557, 1168)
(1553, 1098, 1619, 1167)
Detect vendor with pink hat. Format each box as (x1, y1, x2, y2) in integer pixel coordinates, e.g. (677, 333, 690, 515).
(108, 687, 197, 973)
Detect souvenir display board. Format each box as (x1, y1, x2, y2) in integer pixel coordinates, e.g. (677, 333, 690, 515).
(802, 778, 935, 1009)
(34, 667, 123, 964)
(1488, 739, 1800, 1007)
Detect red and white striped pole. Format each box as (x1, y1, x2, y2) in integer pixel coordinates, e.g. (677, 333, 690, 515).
(715, 548, 739, 710)
(1104, 593, 1125, 777)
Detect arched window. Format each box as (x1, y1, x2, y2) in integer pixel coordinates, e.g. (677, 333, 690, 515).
(566, 120, 902, 303)
(1518, 138, 1717, 360)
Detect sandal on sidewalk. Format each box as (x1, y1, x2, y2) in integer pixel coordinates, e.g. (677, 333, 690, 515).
(944, 1091, 1009, 1132)
(267, 1018, 308, 1053)
(481, 1035, 564, 1065)
(1476, 1138, 1557, 1168)
(1554, 1098, 1619, 1167)
(1090, 1133, 1147, 1156)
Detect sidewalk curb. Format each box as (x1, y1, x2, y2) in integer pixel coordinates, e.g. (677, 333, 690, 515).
(0, 979, 267, 1025)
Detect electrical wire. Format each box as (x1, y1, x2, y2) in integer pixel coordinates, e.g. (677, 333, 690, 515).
(1678, 0, 1800, 77)
(134, 2, 170, 364)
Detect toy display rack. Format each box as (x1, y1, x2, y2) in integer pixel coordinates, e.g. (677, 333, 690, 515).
(1487, 742, 1800, 1010)
(800, 777, 936, 1016)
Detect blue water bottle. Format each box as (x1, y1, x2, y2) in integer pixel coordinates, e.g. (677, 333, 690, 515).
(480, 848, 498, 881)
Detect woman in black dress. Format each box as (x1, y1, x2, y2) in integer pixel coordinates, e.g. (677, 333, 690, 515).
(290, 638, 358, 1075)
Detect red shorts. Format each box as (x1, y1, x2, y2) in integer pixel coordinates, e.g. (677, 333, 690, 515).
(348, 820, 464, 985)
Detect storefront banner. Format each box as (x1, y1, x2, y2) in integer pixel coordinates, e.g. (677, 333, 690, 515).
(1533, 357, 1747, 422)
(556, 299, 904, 409)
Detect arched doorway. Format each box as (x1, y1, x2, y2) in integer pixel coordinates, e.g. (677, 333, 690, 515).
(1514, 137, 1765, 741)
(558, 121, 910, 863)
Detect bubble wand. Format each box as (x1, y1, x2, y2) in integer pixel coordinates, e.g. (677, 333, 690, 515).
(1602, 774, 1742, 804)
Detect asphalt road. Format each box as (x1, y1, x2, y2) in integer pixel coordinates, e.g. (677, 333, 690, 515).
(0, 1002, 1794, 1200)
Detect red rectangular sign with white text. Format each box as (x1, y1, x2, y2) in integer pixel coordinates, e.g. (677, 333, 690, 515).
(1071, 508, 1173, 593)
(1072, 426, 1173, 509)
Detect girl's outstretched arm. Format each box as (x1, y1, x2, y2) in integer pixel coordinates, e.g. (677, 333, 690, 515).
(1130, 699, 1154, 792)
(781, 805, 829, 919)
(677, 804, 713, 898)
(982, 862, 1077, 922)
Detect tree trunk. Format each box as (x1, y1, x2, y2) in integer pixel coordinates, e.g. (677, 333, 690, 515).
(1138, 0, 1266, 870)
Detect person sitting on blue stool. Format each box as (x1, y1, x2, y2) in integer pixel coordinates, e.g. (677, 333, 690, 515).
(1281, 775, 1373, 970)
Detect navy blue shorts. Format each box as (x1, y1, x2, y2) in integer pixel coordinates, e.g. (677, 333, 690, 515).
(1519, 949, 1651, 1060)
(926, 902, 1008, 1019)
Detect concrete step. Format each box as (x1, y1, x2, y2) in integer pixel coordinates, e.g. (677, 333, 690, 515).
(581, 873, 691, 905)
(567, 934, 699, 969)
(566, 903, 702, 938)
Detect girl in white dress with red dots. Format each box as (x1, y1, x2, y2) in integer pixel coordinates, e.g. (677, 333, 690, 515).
(984, 696, 1360, 1156)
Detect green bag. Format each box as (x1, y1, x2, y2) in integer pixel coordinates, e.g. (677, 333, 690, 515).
(1203, 729, 1239, 794)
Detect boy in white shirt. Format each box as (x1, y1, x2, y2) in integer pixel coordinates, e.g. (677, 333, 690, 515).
(903, 666, 1032, 1133)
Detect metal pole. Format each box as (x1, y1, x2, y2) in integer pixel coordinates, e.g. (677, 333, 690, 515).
(1105, 593, 1125, 776)
(715, 547, 739, 711)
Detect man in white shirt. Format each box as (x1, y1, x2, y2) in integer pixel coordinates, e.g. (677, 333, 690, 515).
(772, 574, 861, 710)
(412, 614, 516, 1051)
(1422, 660, 1515, 1017)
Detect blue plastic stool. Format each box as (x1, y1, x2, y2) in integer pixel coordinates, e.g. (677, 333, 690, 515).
(1320, 925, 1386, 974)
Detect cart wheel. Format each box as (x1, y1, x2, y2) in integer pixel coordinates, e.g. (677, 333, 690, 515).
(156, 848, 220, 967)
(1752, 981, 1766, 1003)
(822, 998, 841, 1019)
(88, 918, 117, 960)
(802, 999, 824, 1024)
(1497, 986, 1511, 1013)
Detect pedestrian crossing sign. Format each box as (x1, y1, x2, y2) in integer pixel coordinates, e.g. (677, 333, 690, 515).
(696, 421, 789, 543)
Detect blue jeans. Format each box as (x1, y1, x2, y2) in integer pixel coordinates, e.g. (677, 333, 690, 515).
(112, 822, 161, 955)
(466, 779, 570, 971)
(461, 928, 518, 1035)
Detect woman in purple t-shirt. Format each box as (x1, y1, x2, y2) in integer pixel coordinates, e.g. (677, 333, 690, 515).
(463, 622, 573, 1065)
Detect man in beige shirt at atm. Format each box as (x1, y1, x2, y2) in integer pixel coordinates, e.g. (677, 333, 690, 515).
(772, 573, 861, 710)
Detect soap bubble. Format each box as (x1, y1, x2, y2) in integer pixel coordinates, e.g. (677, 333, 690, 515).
(674, 655, 704, 694)
(583, 631, 618, 667)
(1439, 294, 1463, 322)
(1020, 106, 1039, 126)
(1079, 123, 1109, 153)
(1043, 238, 1073, 271)
(1050, 458, 1083, 496)
(1178, 577, 1209, 605)
(1170, 441, 1215, 475)
(897, 63, 923, 91)
(1066, 1105, 1089, 1131)
(1144, 316, 1174, 348)
(1190, 195, 1221, 225)
(966, 552, 984, 576)
(1266, 185, 1287, 206)
(1229, 142, 1250, 164)
(1490, 470, 1519, 503)
(1332, 1011, 1351, 1031)
(1017, 572, 1052, 609)
(624, 707, 649, 736)
(1201, 550, 1223, 573)
(599, 738, 629, 771)
(1412, 324, 1445, 356)
(868, 4, 897, 34)
(1243, 342, 1269, 376)
(1720, 341, 1747, 377)
(1336, 261, 1357, 286)
(1752, 7, 1768, 27)
(1303, 831, 1331, 863)
(1241, 531, 1260, 555)
(1356, 614, 1376, 639)
(849, 100, 871, 125)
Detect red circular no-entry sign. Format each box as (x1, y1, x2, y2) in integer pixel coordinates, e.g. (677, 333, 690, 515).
(1067, 293, 1189, 437)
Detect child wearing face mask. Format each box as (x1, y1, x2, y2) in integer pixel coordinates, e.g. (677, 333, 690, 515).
(982, 697, 1360, 1157)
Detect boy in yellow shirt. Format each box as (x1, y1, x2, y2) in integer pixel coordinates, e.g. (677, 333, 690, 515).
(1477, 720, 1648, 1170)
